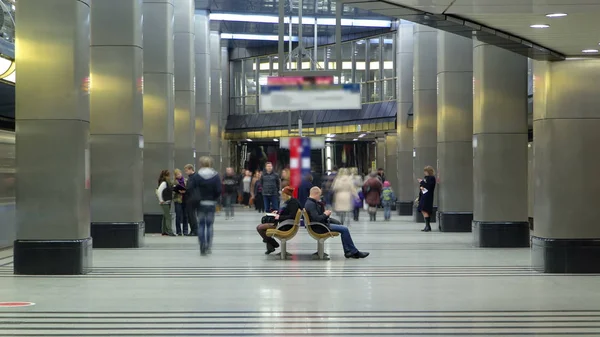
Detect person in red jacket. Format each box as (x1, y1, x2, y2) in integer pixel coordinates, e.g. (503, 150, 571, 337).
(363, 171, 383, 221)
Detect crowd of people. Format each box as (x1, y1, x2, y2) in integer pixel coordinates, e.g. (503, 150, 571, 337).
(156, 157, 437, 257)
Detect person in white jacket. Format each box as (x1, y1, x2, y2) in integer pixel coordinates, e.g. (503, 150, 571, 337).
(333, 168, 358, 226)
(156, 170, 175, 236)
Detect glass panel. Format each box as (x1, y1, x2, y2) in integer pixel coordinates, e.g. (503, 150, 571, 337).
(382, 33, 395, 79)
(354, 39, 367, 84)
(232, 61, 243, 98)
(243, 58, 257, 96)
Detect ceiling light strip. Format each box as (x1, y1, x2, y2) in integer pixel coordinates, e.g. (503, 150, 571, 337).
(209, 13, 391, 28)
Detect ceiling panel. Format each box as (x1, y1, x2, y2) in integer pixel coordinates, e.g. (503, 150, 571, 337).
(380, 0, 600, 56)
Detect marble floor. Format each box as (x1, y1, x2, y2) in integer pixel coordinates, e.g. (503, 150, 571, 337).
(0, 208, 599, 336)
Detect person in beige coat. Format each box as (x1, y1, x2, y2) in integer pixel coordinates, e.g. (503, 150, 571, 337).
(333, 168, 358, 225)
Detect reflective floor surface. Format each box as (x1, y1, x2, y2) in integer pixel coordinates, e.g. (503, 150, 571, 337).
(0, 208, 599, 336)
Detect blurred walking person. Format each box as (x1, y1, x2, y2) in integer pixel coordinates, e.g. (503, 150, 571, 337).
(332, 168, 358, 225)
(187, 157, 222, 255)
(363, 172, 383, 221)
(222, 167, 239, 220)
(381, 181, 396, 221)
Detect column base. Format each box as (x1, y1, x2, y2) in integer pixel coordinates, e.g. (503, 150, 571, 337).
(472, 221, 530, 248)
(14, 238, 93, 275)
(532, 237, 600, 273)
(143, 213, 163, 233)
(91, 222, 145, 248)
(413, 206, 437, 223)
(438, 212, 473, 232)
(397, 202, 413, 216)
(529, 217, 534, 231)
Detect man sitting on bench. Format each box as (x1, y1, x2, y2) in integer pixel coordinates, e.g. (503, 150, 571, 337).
(256, 186, 300, 254)
(304, 187, 369, 259)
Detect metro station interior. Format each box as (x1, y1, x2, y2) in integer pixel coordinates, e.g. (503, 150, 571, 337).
(0, 0, 600, 335)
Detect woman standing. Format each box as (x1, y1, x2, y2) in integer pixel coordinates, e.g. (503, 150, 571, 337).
(173, 169, 188, 236)
(242, 170, 252, 207)
(253, 171, 264, 213)
(156, 170, 175, 236)
(333, 168, 358, 225)
(418, 166, 437, 232)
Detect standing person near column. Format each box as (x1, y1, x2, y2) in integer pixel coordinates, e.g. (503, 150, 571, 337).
(261, 162, 280, 212)
(253, 171, 264, 213)
(173, 169, 188, 236)
(418, 166, 436, 232)
(222, 167, 239, 220)
(242, 170, 253, 207)
(187, 157, 221, 255)
(183, 164, 198, 236)
(156, 170, 175, 237)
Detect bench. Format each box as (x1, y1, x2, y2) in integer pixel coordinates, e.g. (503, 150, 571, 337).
(302, 209, 340, 260)
(266, 209, 302, 260)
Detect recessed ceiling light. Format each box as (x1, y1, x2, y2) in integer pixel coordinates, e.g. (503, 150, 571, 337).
(273, 138, 279, 142)
(530, 24, 550, 29)
(582, 49, 599, 54)
(246, 138, 252, 142)
(353, 138, 358, 141)
(546, 13, 567, 18)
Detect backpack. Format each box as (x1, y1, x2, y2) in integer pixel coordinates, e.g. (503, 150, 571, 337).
(382, 188, 395, 203)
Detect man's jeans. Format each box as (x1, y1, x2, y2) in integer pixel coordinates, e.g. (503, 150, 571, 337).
(263, 195, 280, 213)
(328, 223, 358, 255)
(197, 205, 216, 253)
(224, 194, 235, 218)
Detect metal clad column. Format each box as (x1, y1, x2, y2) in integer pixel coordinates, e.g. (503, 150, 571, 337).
(472, 39, 529, 247)
(210, 31, 222, 173)
(194, 11, 210, 159)
(221, 46, 230, 169)
(396, 22, 414, 216)
(142, 0, 175, 231)
(89, 0, 144, 248)
(174, 0, 196, 169)
(412, 24, 437, 222)
(14, 0, 92, 274)
(532, 59, 600, 273)
(436, 31, 473, 232)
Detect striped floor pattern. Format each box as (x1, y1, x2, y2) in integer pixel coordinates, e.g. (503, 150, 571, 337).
(0, 265, 541, 278)
(0, 311, 599, 336)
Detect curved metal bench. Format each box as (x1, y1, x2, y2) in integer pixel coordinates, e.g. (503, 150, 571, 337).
(302, 209, 340, 260)
(266, 209, 302, 260)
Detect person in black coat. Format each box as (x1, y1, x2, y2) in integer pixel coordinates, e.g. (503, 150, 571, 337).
(417, 166, 436, 232)
(256, 186, 300, 255)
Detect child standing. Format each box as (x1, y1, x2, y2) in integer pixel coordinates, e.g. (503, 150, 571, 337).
(381, 181, 396, 221)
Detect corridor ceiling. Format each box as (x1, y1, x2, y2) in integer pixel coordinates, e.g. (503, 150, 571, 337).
(349, 0, 600, 58)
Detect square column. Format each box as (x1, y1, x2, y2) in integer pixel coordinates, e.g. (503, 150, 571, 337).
(194, 11, 210, 159)
(532, 59, 600, 273)
(174, 0, 196, 169)
(412, 24, 438, 222)
(89, 0, 145, 248)
(210, 31, 222, 173)
(472, 39, 529, 247)
(436, 31, 474, 232)
(142, 0, 175, 232)
(14, 0, 92, 274)
(395, 22, 414, 216)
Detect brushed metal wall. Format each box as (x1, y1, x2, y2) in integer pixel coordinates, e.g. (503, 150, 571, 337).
(0, 130, 15, 248)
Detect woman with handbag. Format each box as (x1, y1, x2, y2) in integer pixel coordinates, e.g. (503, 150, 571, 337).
(256, 187, 299, 254)
(418, 166, 437, 232)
